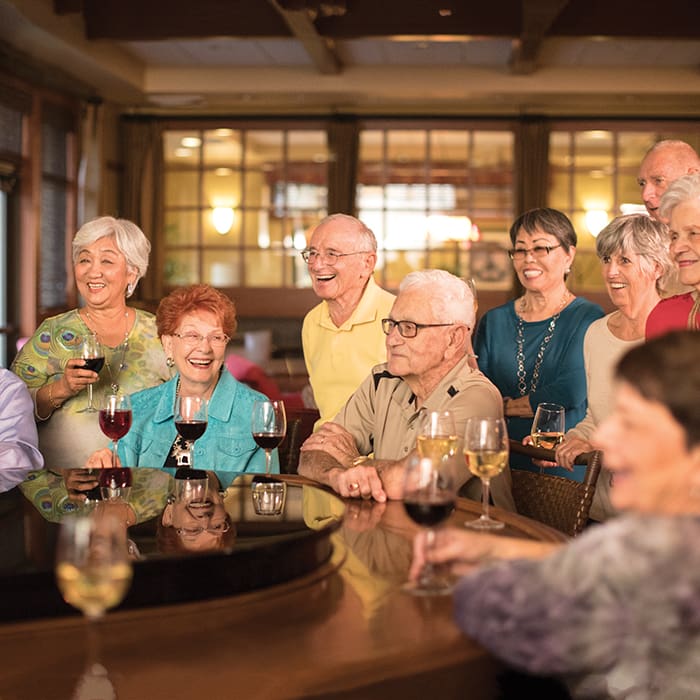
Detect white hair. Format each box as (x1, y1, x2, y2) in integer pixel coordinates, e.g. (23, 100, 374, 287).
(399, 269, 475, 330)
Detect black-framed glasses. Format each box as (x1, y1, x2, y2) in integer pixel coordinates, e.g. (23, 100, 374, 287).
(173, 331, 230, 348)
(508, 244, 562, 260)
(381, 318, 454, 338)
(300, 249, 372, 265)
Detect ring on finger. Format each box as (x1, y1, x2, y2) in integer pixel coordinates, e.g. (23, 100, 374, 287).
(349, 482, 360, 491)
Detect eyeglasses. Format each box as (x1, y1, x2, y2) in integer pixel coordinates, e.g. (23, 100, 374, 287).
(176, 521, 230, 537)
(508, 244, 562, 261)
(300, 249, 372, 265)
(381, 318, 455, 338)
(173, 332, 230, 348)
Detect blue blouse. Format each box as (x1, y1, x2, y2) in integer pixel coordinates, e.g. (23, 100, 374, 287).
(474, 297, 604, 480)
(118, 368, 278, 484)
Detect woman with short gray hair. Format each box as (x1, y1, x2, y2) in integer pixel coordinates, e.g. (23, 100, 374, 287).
(12, 216, 171, 472)
(646, 172, 700, 335)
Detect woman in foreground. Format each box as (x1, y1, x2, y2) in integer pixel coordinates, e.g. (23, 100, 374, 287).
(410, 330, 700, 699)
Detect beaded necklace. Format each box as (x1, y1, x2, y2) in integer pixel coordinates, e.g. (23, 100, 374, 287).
(82, 309, 130, 393)
(515, 291, 572, 397)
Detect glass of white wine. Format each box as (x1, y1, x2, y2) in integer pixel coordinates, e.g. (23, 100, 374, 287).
(530, 403, 566, 450)
(463, 416, 508, 530)
(416, 410, 459, 464)
(55, 510, 133, 620)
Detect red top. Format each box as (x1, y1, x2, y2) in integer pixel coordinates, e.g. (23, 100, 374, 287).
(645, 293, 699, 339)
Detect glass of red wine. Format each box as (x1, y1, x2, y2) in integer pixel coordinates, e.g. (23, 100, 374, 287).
(174, 395, 208, 469)
(251, 399, 286, 476)
(79, 333, 104, 413)
(402, 451, 457, 596)
(99, 393, 132, 469)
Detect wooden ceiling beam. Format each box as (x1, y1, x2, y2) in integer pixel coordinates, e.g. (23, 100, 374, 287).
(509, 0, 570, 75)
(268, 0, 341, 75)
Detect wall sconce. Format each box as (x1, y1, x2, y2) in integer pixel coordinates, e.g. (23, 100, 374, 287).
(212, 207, 234, 235)
(585, 209, 609, 238)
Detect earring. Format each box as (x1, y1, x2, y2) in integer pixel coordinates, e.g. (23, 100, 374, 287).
(565, 268, 571, 274)
(166, 357, 175, 368)
(126, 282, 134, 297)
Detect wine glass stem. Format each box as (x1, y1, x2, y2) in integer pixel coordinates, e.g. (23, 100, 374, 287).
(87, 384, 93, 410)
(420, 527, 437, 584)
(111, 440, 118, 468)
(481, 478, 491, 520)
(265, 449, 271, 476)
(189, 441, 195, 469)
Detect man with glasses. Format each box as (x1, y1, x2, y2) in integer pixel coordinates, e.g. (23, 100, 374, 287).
(301, 214, 395, 428)
(299, 270, 514, 510)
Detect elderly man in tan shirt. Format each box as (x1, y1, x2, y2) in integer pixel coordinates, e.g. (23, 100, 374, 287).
(299, 269, 514, 510)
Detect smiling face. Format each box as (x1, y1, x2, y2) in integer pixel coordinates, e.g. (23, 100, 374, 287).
(512, 227, 575, 294)
(73, 235, 136, 310)
(385, 287, 460, 386)
(638, 147, 700, 220)
(161, 310, 226, 397)
(601, 248, 661, 315)
(594, 381, 698, 514)
(306, 219, 376, 308)
(668, 196, 700, 289)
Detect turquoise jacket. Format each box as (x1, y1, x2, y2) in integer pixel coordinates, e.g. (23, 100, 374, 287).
(118, 368, 279, 479)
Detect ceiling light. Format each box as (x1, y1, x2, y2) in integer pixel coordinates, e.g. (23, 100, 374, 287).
(585, 209, 609, 237)
(212, 207, 234, 235)
(181, 136, 202, 148)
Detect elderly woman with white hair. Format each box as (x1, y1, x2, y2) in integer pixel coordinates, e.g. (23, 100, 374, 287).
(12, 216, 171, 470)
(299, 269, 513, 509)
(646, 172, 700, 336)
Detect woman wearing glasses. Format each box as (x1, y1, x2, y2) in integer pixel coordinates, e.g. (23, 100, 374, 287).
(474, 208, 603, 479)
(86, 284, 275, 476)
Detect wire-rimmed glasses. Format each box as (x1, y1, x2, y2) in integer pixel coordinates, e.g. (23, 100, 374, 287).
(300, 249, 372, 265)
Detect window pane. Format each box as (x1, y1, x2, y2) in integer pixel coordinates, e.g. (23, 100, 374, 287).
(164, 131, 201, 165)
(202, 129, 241, 165)
(40, 181, 67, 308)
(244, 250, 284, 286)
(203, 252, 240, 287)
(165, 171, 200, 208)
(164, 210, 199, 246)
(164, 251, 199, 286)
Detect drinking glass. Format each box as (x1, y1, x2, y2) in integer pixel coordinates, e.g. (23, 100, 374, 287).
(463, 416, 508, 530)
(402, 452, 457, 596)
(55, 512, 133, 620)
(99, 466, 133, 502)
(530, 403, 566, 450)
(416, 410, 459, 464)
(174, 395, 208, 469)
(99, 393, 132, 469)
(251, 400, 287, 476)
(79, 333, 104, 413)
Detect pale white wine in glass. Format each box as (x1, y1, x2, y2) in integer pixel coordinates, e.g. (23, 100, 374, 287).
(416, 410, 459, 464)
(463, 416, 508, 530)
(531, 402, 565, 449)
(55, 512, 133, 620)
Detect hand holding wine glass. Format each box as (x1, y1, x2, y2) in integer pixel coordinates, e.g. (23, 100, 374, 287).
(99, 393, 132, 469)
(463, 416, 508, 530)
(79, 333, 104, 413)
(174, 395, 208, 469)
(530, 403, 565, 449)
(402, 451, 457, 596)
(251, 399, 286, 475)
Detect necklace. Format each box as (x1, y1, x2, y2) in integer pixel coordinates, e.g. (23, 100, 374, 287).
(82, 309, 131, 393)
(515, 291, 572, 397)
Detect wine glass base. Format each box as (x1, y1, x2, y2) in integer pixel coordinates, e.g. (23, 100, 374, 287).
(401, 579, 454, 597)
(77, 407, 97, 414)
(464, 516, 505, 531)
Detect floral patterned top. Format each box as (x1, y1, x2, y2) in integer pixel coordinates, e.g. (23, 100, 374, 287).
(11, 308, 171, 469)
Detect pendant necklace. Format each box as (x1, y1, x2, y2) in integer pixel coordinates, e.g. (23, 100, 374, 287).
(83, 309, 130, 393)
(515, 291, 572, 397)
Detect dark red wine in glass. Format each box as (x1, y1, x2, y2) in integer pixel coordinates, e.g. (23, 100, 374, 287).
(99, 393, 132, 468)
(99, 467, 133, 501)
(174, 396, 208, 469)
(252, 433, 284, 451)
(403, 499, 455, 527)
(83, 357, 105, 373)
(251, 400, 286, 476)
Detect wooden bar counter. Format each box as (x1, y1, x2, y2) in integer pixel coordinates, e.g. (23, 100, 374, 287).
(0, 473, 566, 700)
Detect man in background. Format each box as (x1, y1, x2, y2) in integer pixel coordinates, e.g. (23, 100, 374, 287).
(301, 214, 395, 428)
(638, 139, 700, 220)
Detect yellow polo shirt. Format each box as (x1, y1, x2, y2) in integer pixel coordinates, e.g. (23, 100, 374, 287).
(302, 277, 395, 429)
